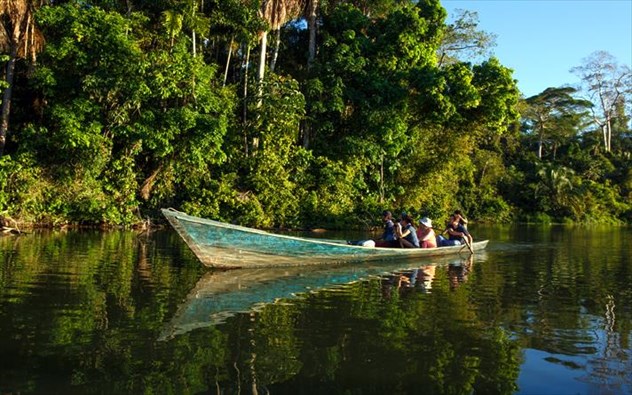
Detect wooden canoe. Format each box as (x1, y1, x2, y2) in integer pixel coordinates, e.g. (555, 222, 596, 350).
(162, 208, 488, 269)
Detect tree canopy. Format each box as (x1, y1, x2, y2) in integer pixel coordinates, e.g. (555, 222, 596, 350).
(0, 0, 630, 227)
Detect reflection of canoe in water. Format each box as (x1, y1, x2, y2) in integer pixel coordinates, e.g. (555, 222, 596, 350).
(159, 256, 484, 340)
(162, 208, 489, 269)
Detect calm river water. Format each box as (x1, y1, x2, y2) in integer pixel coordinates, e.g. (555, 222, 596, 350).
(0, 224, 630, 394)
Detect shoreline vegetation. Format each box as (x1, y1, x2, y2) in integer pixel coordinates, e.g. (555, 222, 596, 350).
(2, 214, 629, 236)
(0, 1, 630, 230)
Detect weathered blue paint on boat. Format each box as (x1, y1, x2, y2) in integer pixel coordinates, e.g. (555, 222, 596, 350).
(162, 208, 488, 269)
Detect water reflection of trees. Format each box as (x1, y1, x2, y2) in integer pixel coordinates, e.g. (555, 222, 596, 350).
(1, 230, 522, 394)
(0, 230, 206, 393)
(472, 226, 632, 393)
(1, 227, 630, 393)
(214, 256, 521, 394)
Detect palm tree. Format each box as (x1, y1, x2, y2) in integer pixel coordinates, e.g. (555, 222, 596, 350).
(162, 9, 184, 50)
(257, 0, 302, 83)
(0, 0, 46, 156)
(186, 0, 210, 57)
(536, 164, 576, 214)
(268, 0, 318, 72)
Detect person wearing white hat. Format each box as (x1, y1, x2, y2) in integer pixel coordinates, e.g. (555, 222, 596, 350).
(416, 217, 437, 248)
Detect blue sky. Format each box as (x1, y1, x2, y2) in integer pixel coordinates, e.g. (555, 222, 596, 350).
(441, 0, 632, 98)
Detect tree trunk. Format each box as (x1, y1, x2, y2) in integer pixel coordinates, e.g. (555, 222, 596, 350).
(606, 118, 612, 152)
(0, 47, 17, 156)
(191, 0, 197, 57)
(257, 31, 268, 85)
(379, 154, 385, 204)
(243, 43, 251, 156)
(140, 165, 163, 201)
(307, 0, 318, 69)
(223, 36, 234, 87)
(192, 29, 197, 57)
(302, 124, 310, 149)
(252, 31, 267, 150)
(270, 29, 281, 72)
(303, 0, 319, 149)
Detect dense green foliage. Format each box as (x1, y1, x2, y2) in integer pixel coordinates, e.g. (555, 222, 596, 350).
(0, 0, 630, 227)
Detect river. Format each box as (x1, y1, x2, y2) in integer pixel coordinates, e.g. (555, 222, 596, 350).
(0, 224, 630, 394)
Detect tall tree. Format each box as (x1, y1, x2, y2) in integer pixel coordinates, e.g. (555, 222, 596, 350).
(571, 51, 632, 153)
(437, 8, 496, 68)
(206, 0, 261, 138)
(183, 0, 210, 57)
(522, 87, 591, 159)
(257, 0, 302, 83)
(306, 0, 317, 69)
(162, 9, 183, 50)
(161, 0, 209, 56)
(0, 0, 46, 156)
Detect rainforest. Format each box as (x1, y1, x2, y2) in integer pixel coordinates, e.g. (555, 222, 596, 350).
(0, 0, 630, 229)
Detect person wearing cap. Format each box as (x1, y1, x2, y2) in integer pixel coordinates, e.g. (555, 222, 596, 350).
(375, 210, 398, 247)
(416, 217, 437, 248)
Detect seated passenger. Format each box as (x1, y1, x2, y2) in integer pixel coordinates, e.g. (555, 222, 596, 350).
(440, 214, 472, 246)
(416, 217, 437, 248)
(453, 211, 473, 245)
(375, 210, 398, 247)
(398, 215, 420, 248)
(454, 209, 469, 229)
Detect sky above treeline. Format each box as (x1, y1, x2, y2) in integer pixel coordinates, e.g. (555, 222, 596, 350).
(442, 0, 632, 98)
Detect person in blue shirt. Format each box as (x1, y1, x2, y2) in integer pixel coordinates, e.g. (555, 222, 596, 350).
(397, 214, 420, 248)
(441, 214, 472, 246)
(375, 210, 398, 247)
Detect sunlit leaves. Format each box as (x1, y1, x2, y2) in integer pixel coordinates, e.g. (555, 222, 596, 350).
(26, 3, 236, 223)
(470, 58, 520, 135)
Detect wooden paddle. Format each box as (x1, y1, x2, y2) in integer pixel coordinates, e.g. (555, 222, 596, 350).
(439, 226, 473, 254)
(462, 234, 474, 254)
